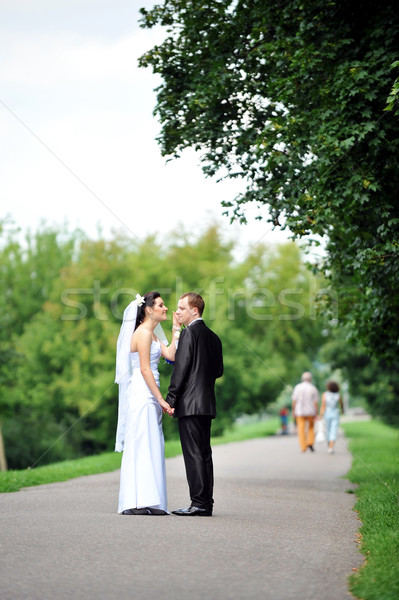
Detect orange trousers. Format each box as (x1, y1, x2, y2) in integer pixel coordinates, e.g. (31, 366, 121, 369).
(296, 416, 315, 451)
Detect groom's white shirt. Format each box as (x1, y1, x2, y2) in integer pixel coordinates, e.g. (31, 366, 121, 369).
(188, 318, 203, 326)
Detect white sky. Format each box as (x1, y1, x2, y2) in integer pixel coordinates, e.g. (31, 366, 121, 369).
(0, 0, 291, 258)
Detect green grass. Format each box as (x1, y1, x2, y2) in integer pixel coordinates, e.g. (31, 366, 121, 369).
(342, 420, 399, 600)
(0, 417, 279, 494)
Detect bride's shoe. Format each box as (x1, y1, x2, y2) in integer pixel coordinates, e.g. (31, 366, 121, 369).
(122, 508, 150, 515)
(146, 507, 168, 515)
(122, 507, 168, 515)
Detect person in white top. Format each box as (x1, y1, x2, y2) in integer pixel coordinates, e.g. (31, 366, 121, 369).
(319, 380, 344, 454)
(292, 372, 319, 452)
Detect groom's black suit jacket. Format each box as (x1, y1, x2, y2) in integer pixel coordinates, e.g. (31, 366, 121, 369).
(166, 320, 223, 418)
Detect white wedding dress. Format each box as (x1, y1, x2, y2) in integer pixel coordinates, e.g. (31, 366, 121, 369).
(118, 340, 168, 514)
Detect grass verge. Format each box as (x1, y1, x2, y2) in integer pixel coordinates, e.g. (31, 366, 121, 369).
(342, 420, 399, 600)
(0, 417, 279, 494)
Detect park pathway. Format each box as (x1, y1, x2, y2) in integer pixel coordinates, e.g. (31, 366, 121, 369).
(0, 428, 363, 600)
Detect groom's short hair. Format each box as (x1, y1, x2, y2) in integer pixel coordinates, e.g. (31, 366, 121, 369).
(181, 292, 205, 316)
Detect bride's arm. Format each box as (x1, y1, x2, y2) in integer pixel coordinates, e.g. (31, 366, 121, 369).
(136, 329, 173, 414)
(160, 311, 180, 362)
(161, 329, 180, 361)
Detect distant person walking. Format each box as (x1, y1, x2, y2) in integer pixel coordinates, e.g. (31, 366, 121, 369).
(279, 406, 290, 435)
(292, 372, 319, 452)
(319, 381, 344, 454)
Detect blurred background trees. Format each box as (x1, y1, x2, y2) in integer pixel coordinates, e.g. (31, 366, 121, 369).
(1, 219, 397, 469)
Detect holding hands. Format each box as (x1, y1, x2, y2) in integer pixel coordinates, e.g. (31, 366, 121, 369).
(159, 397, 175, 417)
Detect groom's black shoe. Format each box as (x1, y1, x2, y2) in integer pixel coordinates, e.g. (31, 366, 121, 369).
(172, 505, 212, 517)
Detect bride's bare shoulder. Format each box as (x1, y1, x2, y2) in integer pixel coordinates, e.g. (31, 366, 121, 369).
(131, 326, 152, 352)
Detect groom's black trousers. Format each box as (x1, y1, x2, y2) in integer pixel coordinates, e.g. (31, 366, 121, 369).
(178, 415, 214, 510)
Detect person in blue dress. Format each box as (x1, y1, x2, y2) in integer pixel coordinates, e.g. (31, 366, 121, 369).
(319, 381, 344, 454)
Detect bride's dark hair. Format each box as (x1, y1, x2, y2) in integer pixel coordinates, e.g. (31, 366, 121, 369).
(134, 291, 161, 331)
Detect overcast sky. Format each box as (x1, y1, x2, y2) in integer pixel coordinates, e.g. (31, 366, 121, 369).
(0, 0, 290, 256)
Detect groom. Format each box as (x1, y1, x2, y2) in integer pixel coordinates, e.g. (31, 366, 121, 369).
(166, 292, 223, 516)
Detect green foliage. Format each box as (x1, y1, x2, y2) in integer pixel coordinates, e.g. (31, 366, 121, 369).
(385, 61, 399, 115)
(0, 220, 325, 469)
(342, 420, 399, 600)
(138, 0, 399, 362)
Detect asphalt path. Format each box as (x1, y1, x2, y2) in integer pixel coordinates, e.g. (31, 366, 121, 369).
(0, 427, 363, 600)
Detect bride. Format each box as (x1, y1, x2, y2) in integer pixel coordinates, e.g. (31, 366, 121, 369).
(115, 291, 180, 515)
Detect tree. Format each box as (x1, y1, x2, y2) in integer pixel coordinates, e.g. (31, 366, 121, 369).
(138, 0, 399, 362)
(0, 221, 84, 467)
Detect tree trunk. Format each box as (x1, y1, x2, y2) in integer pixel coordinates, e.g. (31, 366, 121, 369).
(0, 421, 7, 471)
